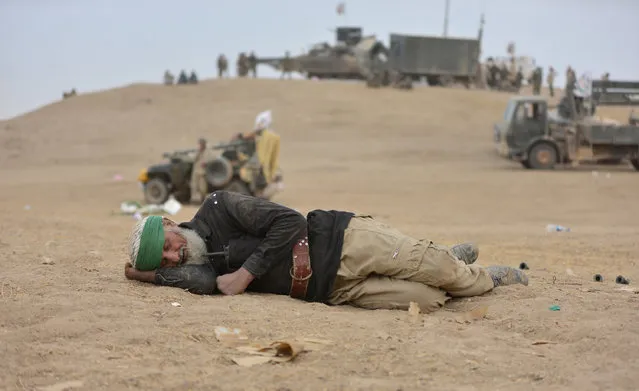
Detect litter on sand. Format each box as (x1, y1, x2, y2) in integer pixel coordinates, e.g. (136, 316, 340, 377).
(119, 196, 182, 219)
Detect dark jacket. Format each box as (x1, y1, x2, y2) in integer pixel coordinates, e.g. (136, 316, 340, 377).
(155, 191, 353, 303)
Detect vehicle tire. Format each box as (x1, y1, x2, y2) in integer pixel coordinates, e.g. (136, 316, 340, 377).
(527, 142, 557, 170)
(224, 180, 251, 196)
(521, 160, 531, 169)
(174, 187, 191, 204)
(205, 157, 233, 187)
(144, 177, 170, 205)
(631, 159, 639, 171)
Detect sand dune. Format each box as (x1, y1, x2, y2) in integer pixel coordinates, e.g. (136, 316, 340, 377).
(1, 79, 638, 391)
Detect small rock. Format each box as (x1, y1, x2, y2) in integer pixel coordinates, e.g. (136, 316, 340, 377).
(42, 257, 55, 265)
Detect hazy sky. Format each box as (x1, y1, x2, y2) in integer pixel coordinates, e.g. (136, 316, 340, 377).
(1, 0, 638, 120)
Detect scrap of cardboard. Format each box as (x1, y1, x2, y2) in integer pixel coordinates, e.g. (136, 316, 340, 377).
(231, 341, 304, 367)
(408, 301, 421, 316)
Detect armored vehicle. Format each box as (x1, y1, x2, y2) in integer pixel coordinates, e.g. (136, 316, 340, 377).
(257, 27, 384, 80)
(494, 80, 639, 170)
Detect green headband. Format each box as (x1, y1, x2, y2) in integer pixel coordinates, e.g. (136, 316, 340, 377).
(135, 215, 165, 271)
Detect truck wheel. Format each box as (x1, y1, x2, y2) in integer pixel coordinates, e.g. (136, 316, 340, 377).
(528, 143, 557, 170)
(224, 180, 251, 196)
(521, 160, 531, 169)
(631, 159, 639, 171)
(144, 178, 170, 205)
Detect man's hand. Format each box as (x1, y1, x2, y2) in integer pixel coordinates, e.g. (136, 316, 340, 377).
(216, 268, 255, 295)
(124, 262, 156, 283)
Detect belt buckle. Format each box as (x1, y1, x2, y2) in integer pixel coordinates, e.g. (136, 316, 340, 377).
(290, 265, 313, 281)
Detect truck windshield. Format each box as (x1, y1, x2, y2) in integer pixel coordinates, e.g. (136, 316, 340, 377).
(503, 100, 518, 121)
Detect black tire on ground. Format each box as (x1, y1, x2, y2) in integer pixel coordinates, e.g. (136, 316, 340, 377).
(528, 142, 557, 170)
(224, 180, 251, 196)
(144, 177, 170, 205)
(631, 159, 639, 171)
(521, 160, 531, 169)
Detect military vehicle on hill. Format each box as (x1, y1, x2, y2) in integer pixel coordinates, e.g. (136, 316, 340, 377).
(383, 33, 481, 87)
(493, 79, 639, 170)
(257, 27, 388, 81)
(138, 140, 282, 205)
(376, 15, 485, 87)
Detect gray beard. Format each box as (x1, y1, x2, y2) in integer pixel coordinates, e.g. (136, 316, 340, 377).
(170, 227, 208, 265)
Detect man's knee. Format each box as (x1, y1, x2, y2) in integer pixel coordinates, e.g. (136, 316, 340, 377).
(155, 264, 218, 295)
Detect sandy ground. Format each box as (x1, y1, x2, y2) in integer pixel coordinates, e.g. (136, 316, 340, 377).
(1, 79, 639, 391)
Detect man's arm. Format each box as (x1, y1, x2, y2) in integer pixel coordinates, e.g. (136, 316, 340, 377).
(218, 191, 307, 278)
(124, 263, 218, 295)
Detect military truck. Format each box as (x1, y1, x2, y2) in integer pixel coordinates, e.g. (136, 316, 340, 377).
(493, 80, 639, 170)
(138, 140, 282, 205)
(387, 33, 480, 87)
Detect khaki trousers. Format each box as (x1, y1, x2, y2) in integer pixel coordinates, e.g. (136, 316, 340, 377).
(327, 216, 495, 313)
(190, 171, 208, 202)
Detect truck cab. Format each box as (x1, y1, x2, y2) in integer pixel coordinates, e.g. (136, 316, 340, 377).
(494, 96, 551, 165)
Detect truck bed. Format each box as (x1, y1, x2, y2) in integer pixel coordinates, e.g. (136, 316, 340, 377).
(584, 123, 639, 145)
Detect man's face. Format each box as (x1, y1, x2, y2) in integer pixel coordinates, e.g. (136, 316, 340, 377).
(160, 226, 209, 268)
(161, 229, 187, 268)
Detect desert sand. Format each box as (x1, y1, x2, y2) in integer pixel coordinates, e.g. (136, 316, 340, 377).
(1, 79, 638, 391)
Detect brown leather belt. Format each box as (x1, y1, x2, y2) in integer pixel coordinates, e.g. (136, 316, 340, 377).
(289, 236, 312, 299)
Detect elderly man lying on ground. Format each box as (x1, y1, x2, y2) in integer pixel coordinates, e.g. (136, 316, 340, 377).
(124, 191, 528, 312)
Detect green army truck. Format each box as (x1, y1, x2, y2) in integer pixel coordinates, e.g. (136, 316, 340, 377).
(493, 80, 639, 170)
(387, 33, 480, 87)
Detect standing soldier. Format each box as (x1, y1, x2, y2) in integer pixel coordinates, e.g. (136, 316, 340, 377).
(163, 70, 174, 85)
(248, 51, 258, 78)
(546, 66, 556, 97)
(177, 70, 188, 85)
(237, 53, 249, 77)
(565, 66, 576, 90)
(190, 138, 215, 204)
(514, 67, 524, 91)
(217, 54, 228, 78)
(188, 70, 199, 84)
(499, 63, 509, 89)
(280, 51, 293, 80)
(532, 67, 542, 95)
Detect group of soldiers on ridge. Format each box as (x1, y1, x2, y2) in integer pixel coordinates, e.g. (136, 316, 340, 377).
(483, 56, 610, 98)
(163, 70, 199, 85)
(162, 50, 295, 85)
